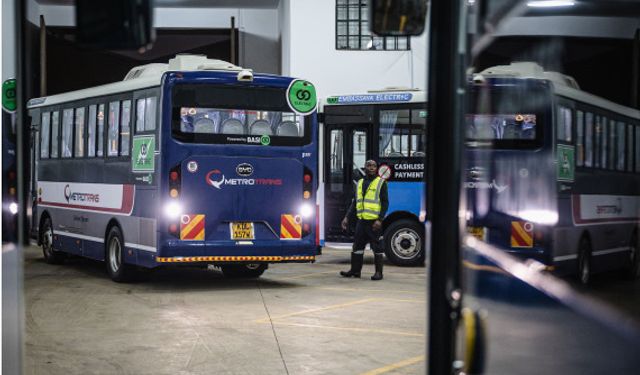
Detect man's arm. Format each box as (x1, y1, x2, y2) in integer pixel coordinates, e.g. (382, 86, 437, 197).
(379, 181, 389, 218)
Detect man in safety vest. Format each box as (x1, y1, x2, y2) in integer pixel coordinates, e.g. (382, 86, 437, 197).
(340, 159, 389, 280)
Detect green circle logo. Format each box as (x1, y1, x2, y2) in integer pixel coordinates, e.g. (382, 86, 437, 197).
(260, 135, 271, 145)
(287, 79, 317, 115)
(3, 79, 17, 113)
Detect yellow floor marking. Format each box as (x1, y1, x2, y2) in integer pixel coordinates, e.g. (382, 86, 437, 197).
(274, 322, 425, 338)
(316, 286, 424, 295)
(254, 298, 378, 323)
(359, 355, 426, 375)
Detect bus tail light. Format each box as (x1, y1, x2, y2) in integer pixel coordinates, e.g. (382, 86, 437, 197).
(169, 165, 181, 198)
(303, 167, 313, 201)
(168, 165, 182, 238)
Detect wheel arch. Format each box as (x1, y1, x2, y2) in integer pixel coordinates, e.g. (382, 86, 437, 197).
(382, 211, 421, 231)
(38, 210, 52, 245)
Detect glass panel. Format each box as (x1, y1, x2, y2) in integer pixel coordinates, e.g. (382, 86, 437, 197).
(348, 36, 360, 49)
(97, 104, 105, 157)
(584, 113, 593, 167)
(601, 119, 607, 169)
(337, 21, 347, 36)
(337, 36, 348, 49)
(88, 105, 96, 157)
(636, 126, 640, 172)
(557, 106, 572, 142)
(40, 112, 50, 159)
(136, 98, 145, 132)
(352, 130, 367, 179)
(108, 101, 120, 157)
(336, 6, 347, 21)
(145, 97, 157, 131)
(61, 108, 73, 158)
(329, 129, 344, 192)
(627, 124, 634, 172)
(348, 5, 359, 20)
(609, 119, 616, 170)
(594, 116, 601, 168)
(120, 100, 131, 156)
(397, 37, 408, 50)
(51, 111, 59, 158)
(348, 22, 360, 35)
(74, 107, 85, 158)
(380, 109, 426, 157)
(617, 121, 625, 171)
(386, 36, 397, 50)
(576, 111, 584, 166)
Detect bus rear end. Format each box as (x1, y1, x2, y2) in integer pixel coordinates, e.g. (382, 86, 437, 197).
(157, 71, 318, 275)
(465, 78, 557, 266)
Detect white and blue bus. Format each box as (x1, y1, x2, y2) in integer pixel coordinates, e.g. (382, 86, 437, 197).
(319, 89, 427, 266)
(465, 62, 640, 284)
(29, 55, 319, 282)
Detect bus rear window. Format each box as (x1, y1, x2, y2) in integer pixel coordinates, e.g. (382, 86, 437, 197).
(179, 108, 303, 138)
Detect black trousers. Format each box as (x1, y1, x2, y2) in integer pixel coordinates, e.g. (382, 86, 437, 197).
(353, 219, 383, 254)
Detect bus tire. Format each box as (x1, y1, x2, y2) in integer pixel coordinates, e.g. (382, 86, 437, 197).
(221, 263, 267, 278)
(626, 231, 640, 280)
(383, 219, 424, 266)
(577, 237, 592, 285)
(41, 217, 66, 264)
(105, 226, 134, 283)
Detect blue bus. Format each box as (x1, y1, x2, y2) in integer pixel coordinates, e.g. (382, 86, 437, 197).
(319, 89, 426, 266)
(28, 55, 319, 282)
(2, 79, 18, 243)
(465, 62, 640, 284)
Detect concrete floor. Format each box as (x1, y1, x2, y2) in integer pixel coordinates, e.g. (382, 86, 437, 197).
(24, 246, 427, 375)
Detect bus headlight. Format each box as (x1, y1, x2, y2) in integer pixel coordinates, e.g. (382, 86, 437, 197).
(299, 203, 313, 218)
(164, 202, 183, 219)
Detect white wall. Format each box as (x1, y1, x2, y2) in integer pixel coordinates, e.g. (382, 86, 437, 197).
(281, 0, 428, 99)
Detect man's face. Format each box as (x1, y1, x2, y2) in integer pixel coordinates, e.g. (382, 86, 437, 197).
(365, 161, 377, 176)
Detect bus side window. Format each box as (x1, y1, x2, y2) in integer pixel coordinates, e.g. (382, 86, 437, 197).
(108, 101, 120, 157)
(576, 111, 584, 166)
(609, 119, 616, 170)
(88, 105, 97, 157)
(601, 117, 608, 169)
(40, 112, 50, 159)
(61, 108, 74, 158)
(136, 98, 145, 133)
(145, 97, 156, 131)
(584, 112, 593, 167)
(97, 104, 105, 157)
(617, 121, 625, 171)
(627, 124, 633, 172)
(121, 100, 132, 156)
(557, 106, 572, 142)
(636, 125, 640, 173)
(51, 111, 60, 158)
(74, 107, 85, 158)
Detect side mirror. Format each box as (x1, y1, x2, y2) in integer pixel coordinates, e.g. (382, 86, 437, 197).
(76, 0, 155, 50)
(369, 0, 428, 36)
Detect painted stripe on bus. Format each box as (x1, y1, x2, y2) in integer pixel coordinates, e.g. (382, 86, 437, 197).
(572, 194, 640, 225)
(38, 181, 135, 215)
(592, 247, 629, 256)
(55, 230, 157, 253)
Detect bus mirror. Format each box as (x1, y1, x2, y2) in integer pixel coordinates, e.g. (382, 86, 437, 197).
(76, 0, 155, 50)
(369, 0, 428, 36)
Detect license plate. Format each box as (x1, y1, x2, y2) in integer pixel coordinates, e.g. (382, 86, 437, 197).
(467, 226, 486, 241)
(230, 222, 254, 240)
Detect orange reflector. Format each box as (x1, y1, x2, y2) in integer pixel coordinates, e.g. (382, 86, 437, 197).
(511, 221, 534, 248)
(170, 189, 179, 198)
(303, 191, 311, 199)
(180, 214, 205, 240)
(281, 214, 302, 240)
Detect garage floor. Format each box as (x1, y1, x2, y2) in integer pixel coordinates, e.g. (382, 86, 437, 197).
(24, 246, 427, 375)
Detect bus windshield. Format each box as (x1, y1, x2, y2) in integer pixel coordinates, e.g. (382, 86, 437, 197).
(466, 113, 537, 141)
(172, 84, 310, 145)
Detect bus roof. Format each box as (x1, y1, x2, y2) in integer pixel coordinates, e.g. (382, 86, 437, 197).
(319, 88, 426, 111)
(27, 55, 269, 109)
(474, 62, 640, 120)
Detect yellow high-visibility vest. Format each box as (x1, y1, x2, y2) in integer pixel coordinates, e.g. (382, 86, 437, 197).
(356, 177, 384, 220)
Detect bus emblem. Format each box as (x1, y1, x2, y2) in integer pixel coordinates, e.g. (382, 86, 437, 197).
(64, 184, 71, 202)
(187, 161, 198, 173)
(206, 169, 225, 189)
(236, 163, 254, 177)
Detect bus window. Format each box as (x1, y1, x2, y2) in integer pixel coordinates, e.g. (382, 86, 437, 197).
(88, 105, 97, 157)
(51, 111, 59, 158)
(617, 121, 625, 171)
(329, 129, 344, 192)
(627, 124, 634, 172)
(61, 109, 74, 158)
(108, 101, 120, 157)
(40, 112, 50, 159)
(74, 107, 85, 157)
(121, 100, 131, 156)
(576, 110, 584, 166)
(352, 130, 367, 179)
(97, 104, 105, 157)
(557, 106, 572, 142)
(636, 126, 640, 172)
(594, 116, 602, 168)
(249, 120, 272, 135)
(145, 97, 156, 131)
(600, 117, 608, 169)
(609, 119, 617, 170)
(584, 113, 593, 167)
(379, 109, 425, 157)
(136, 98, 145, 133)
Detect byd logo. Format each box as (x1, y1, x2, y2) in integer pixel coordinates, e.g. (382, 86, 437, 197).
(236, 163, 254, 177)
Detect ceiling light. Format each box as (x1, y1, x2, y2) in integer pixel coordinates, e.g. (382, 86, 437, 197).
(527, 0, 575, 7)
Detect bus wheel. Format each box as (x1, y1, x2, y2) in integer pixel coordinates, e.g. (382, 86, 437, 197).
(105, 226, 134, 282)
(41, 217, 66, 264)
(626, 231, 640, 280)
(577, 237, 592, 285)
(383, 219, 424, 266)
(221, 263, 267, 278)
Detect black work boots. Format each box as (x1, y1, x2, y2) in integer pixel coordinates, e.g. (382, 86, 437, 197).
(371, 253, 384, 281)
(340, 252, 363, 278)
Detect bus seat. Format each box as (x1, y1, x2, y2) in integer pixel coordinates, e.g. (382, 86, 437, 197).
(412, 151, 425, 157)
(249, 120, 273, 135)
(193, 117, 216, 133)
(276, 121, 299, 137)
(220, 118, 245, 134)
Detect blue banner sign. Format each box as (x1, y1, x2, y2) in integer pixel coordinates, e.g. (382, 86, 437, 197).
(327, 93, 413, 104)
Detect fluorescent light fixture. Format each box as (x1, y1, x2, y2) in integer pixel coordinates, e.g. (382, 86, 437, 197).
(527, 0, 575, 7)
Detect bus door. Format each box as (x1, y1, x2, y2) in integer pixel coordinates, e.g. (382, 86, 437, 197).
(324, 107, 373, 241)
